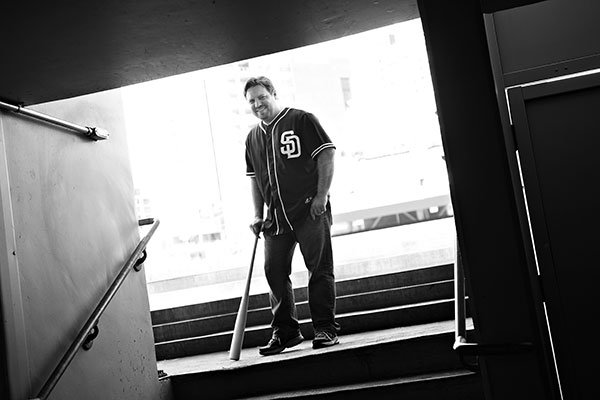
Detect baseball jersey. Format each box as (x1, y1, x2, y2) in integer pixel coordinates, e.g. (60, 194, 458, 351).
(245, 107, 335, 236)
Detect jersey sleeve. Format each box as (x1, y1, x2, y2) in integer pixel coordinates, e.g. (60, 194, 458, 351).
(302, 112, 336, 159)
(245, 137, 256, 178)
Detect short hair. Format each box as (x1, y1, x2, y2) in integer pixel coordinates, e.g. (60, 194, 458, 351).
(243, 76, 276, 97)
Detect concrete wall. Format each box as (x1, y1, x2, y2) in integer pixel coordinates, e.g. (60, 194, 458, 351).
(0, 90, 171, 399)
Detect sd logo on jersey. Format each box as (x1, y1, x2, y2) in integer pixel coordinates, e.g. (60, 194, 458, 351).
(280, 130, 301, 159)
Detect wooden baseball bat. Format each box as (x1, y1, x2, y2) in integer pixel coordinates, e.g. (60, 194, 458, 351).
(229, 234, 260, 361)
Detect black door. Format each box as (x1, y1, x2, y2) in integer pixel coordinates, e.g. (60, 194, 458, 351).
(508, 73, 600, 400)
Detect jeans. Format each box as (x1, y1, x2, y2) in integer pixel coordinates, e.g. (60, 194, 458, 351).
(264, 208, 337, 338)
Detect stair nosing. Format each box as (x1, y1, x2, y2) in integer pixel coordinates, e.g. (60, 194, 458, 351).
(153, 280, 454, 328)
(151, 263, 454, 324)
(155, 298, 455, 346)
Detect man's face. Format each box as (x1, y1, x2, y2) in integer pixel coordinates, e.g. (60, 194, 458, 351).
(246, 85, 279, 123)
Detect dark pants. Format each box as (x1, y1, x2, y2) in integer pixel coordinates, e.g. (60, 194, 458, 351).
(264, 208, 337, 338)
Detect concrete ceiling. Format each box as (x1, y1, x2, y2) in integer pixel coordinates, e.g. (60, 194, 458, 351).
(0, 0, 420, 106)
(0, 0, 545, 106)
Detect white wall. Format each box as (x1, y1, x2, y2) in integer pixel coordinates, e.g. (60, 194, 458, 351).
(0, 90, 171, 399)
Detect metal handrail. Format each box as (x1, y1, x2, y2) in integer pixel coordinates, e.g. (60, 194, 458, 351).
(453, 235, 533, 371)
(0, 100, 109, 141)
(31, 218, 160, 400)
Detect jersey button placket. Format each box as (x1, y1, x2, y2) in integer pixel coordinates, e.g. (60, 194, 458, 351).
(264, 125, 280, 234)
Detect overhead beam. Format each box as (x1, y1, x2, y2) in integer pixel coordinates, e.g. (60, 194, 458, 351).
(0, 0, 418, 105)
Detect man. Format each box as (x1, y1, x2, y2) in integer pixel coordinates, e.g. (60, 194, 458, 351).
(243, 76, 339, 356)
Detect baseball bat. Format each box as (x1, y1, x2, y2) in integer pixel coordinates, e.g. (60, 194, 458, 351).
(229, 234, 260, 360)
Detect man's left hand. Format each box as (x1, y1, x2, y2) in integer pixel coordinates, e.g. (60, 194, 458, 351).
(310, 194, 327, 220)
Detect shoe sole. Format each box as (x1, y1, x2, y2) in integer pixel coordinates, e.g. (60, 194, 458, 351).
(312, 337, 339, 349)
(259, 335, 304, 356)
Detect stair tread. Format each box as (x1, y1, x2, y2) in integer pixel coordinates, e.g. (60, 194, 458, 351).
(157, 318, 474, 377)
(240, 369, 478, 399)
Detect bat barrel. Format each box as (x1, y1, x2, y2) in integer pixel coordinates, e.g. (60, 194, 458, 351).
(229, 234, 260, 360)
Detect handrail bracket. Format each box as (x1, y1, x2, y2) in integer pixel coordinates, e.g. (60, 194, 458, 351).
(134, 250, 147, 272)
(82, 325, 100, 351)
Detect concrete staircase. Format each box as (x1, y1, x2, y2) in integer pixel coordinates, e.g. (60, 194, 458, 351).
(152, 263, 483, 399)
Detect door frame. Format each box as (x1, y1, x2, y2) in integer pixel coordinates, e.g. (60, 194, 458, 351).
(507, 71, 600, 399)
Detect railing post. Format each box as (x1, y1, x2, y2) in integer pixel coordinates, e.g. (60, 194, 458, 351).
(454, 235, 466, 343)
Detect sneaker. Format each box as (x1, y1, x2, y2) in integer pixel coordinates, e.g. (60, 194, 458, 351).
(312, 330, 339, 349)
(258, 332, 304, 356)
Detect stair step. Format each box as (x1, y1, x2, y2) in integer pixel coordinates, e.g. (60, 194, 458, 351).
(159, 320, 478, 400)
(153, 280, 454, 343)
(155, 299, 454, 360)
(151, 263, 454, 325)
(242, 370, 483, 400)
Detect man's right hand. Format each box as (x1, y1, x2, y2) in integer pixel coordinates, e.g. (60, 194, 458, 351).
(249, 217, 264, 237)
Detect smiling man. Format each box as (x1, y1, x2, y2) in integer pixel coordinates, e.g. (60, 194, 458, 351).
(243, 76, 340, 355)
